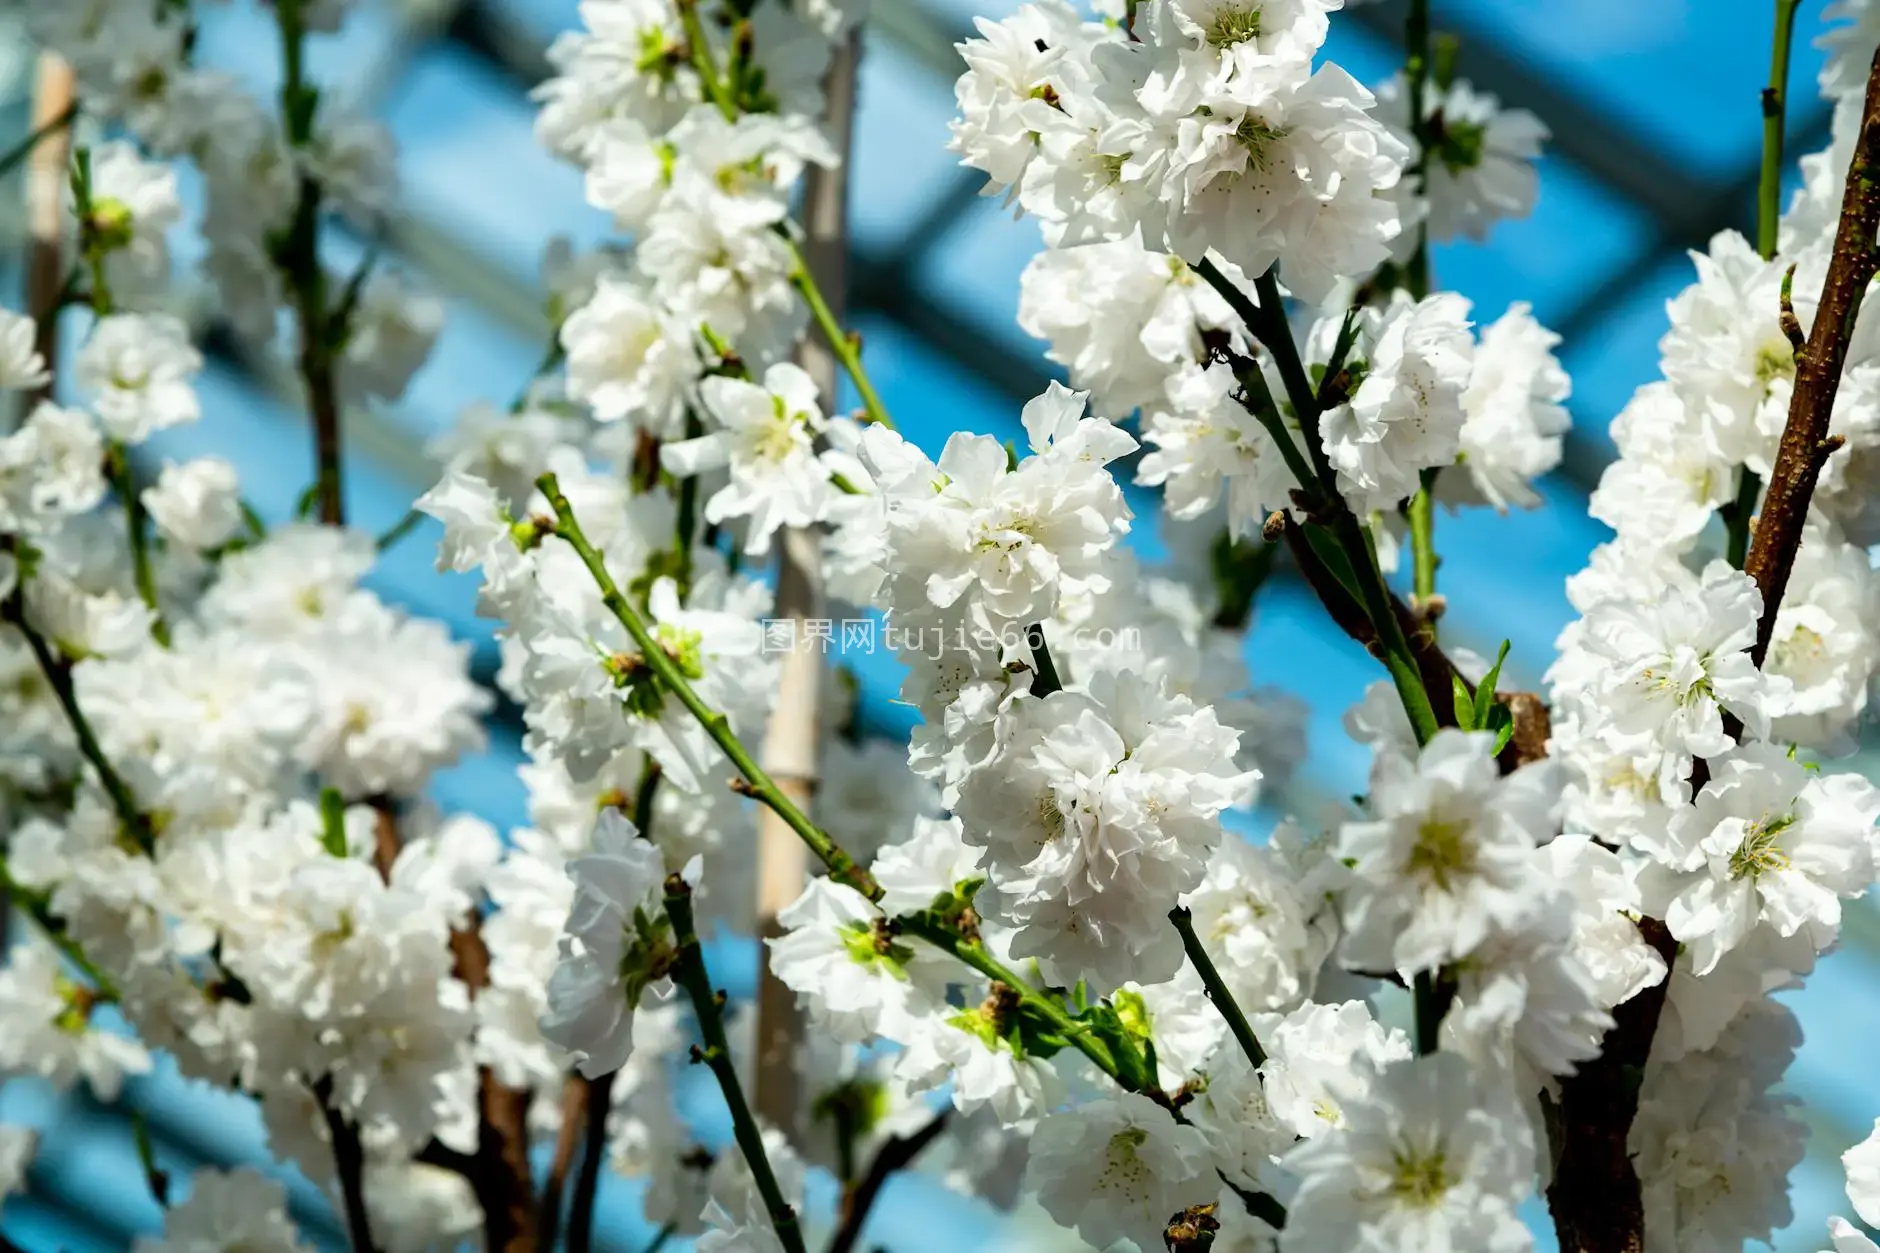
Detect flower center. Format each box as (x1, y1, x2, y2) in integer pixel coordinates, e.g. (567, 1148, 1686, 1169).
(1754, 341, 1797, 393)
(1233, 116, 1288, 168)
(1035, 791, 1068, 846)
(1729, 813, 1796, 880)
(1206, 5, 1262, 47)
(1406, 817, 1475, 890)
(1772, 624, 1826, 673)
(1389, 1148, 1453, 1207)
(1097, 1126, 1151, 1194)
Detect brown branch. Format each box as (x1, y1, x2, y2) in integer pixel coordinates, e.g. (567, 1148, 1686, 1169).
(368, 797, 400, 880)
(376, 802, 536, 1253)
(1744, 44, 1880, 665)
(825, 1111, 950, 1253)
(566, 1067, 617, 1253)
(1544, 917, 1679, 1253)
(448, 921, 539, 1253)
(535, 1073, 592, 1250)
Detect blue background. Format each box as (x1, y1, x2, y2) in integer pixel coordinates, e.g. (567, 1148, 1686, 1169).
(3, 0, 1877, 1249)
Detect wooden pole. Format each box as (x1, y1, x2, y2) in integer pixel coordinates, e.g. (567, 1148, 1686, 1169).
(751, 28, 861, 1134)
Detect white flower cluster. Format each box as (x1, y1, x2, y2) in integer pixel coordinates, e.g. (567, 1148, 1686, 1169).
(1539, 12, 1880, 1250)
(6, 3, 1880, 1253)
(990, 1, 1566, 538)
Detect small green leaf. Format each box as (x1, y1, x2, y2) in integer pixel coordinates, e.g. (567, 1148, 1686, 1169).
(318, 787, 348, 857)
(132, 1110, 170, 1206)
(295, 483, 322, 518)
(1473, 639, 1512, 729)
(1451, 674, 1476, 731)
(1487, 704, 1516, 756)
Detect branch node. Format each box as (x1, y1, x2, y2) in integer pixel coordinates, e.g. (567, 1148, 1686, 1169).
(1779, 263, 1805, 352)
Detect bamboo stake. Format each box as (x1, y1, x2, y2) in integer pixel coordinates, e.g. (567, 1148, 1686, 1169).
(24, 54, 75, 411)
(751, 27, 860, 1133)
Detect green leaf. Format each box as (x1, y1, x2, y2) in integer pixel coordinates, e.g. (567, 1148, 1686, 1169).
(238, 499, 268, 539)
(1486, 703, 1516, 756)
(1451, 674, 1476, 731)
(318, 787, 348, 857)
(1299, 521, 1366, 606)
(1473, 639, 1512, 729)
(295, 483, 322, 519)
(1075, 1000, 1156, 1092)
(131, 1111, 169, 1206)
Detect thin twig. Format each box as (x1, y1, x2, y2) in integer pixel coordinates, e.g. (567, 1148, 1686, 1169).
(537, 473, 878, 896)
(565, 1068, 616, 1253)
(786, 235, 896, 429)
(1743, 44, 1880, 663)
(825, 1111, 950, 1253)
(636, 1223, 677, 1253)
(1403, 0, 1434, 300)
(313, 1077, 381, 1253)
(1168, 907, 1266, 1069)
(4, 595, 154, 850)
(665, 875, 808, 1253)
(535, 1074, 591, 1250)
(1197, 262, 1441, 743)
(0, 100, 76, 184)
(274, 0, 345, 526)
(105, 442, 170, 646)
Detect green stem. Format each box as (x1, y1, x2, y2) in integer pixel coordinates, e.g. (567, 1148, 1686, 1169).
(106, 443, 171, 647)
(71, 163, 166, 646)
(536, 473, 878, 896)
(1408, 467, 1438, 632)
(1759, 0, 1803, 261)
(374, 508, 424, 552)
(1232, 269, 1440, 744)
(0, 858, 118, 998)
(534, 486, 1216, 1115)
(896, 913, 1126, 1083)
(1404, 0, 1434, 299)
(275, 0, 346, 527)
(1168, 907, 1266, 1069)
(1248, 270, 1334, 484)
(677, 0, 740, 120)
(1728, 0, 1801, 569)
(664, 876, 808, 1253)
(668, 0, 895, 433)
(0, 102, 77, 183)
(7, 599, 154, 852)
(783, 236, 896, 430)
(540, 485, 1100, 1067)
(510, 336, 566, 412)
